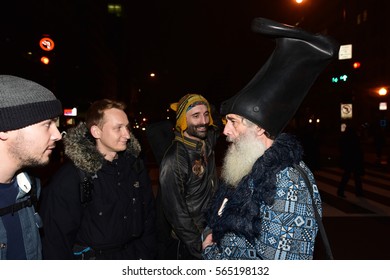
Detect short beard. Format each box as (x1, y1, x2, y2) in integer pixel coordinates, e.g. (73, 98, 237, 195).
(185, 124, 208, 140)
(20, 157, 50, 169)
(9, 133, 51, 169)
(221, 130, 266, 187)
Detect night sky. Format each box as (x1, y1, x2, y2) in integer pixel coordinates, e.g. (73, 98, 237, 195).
(0, 0, 368, 119)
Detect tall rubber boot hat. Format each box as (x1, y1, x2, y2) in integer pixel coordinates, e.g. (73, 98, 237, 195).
(220, 17, 339, 138)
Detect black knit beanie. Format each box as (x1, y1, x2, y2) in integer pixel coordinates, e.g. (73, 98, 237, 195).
(0, 75, 62, 131)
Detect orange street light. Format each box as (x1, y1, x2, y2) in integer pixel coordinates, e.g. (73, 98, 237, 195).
(40, 56, 50, 65)
(378, 87, 388, 96)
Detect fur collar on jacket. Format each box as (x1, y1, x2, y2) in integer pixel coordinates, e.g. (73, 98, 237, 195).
(206, 133, 304, 243)
(63, 122, 141, 174)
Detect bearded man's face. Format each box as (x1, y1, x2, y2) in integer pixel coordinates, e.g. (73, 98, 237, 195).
(184, 104, 209, 140)
(221, 125, 266, 187)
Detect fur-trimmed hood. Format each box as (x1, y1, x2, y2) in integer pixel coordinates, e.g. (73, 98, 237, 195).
(206, 133, 304, 243)
(63, 122, 141, 174)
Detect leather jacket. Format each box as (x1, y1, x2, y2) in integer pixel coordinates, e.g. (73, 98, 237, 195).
(159, 126, 219, 259)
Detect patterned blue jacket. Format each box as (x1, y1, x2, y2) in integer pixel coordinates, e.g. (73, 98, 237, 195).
(202, 133, 322, 260)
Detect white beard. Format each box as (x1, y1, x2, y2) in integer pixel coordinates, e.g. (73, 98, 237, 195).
(221, 129, 266, 187)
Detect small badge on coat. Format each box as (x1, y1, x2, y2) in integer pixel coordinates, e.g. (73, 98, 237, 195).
(133, 181, 140, 188)
(192, 159, 205, 177)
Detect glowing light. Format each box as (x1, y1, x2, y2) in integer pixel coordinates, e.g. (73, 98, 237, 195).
(353, 62, 361, 69)
(40, 56, 50, 65)
(39, 37, 55, 51)
(64, 108, 77, 116)
(378, 87, 387, 96)
(379, 102, 387, 111)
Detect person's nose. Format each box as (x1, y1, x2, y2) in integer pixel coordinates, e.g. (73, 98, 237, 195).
(200, 114, 209, 125)
(123, 127, 131, 139)
(51, 126, 62, 141)
(223, 123, 231, 136)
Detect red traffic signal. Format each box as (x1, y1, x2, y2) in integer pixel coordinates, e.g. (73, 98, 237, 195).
(353, 62, 361, 69)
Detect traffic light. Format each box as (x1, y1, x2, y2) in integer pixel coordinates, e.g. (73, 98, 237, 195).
(353, 62, 361, 69)
(331, 74, 348, 83)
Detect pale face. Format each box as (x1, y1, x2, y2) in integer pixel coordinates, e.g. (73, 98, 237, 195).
(223, 114, 250, 143)
(221, 114, 267, 186)
(92, 108, 131, 160)
(184, 104, 210, 140)
(6, 118, 62, 168)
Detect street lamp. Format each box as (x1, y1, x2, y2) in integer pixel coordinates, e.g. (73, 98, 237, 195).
(378, 87, 388, 96)
(377, 87, 388, 112)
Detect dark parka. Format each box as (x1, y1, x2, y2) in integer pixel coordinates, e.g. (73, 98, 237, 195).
(40, 123, 157, 259)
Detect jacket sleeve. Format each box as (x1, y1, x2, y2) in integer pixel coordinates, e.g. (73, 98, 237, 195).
(159, 144, 202, 258)
(39, 163, 83, 259)
(202, 243, 221, 259)
(133, 159, 158, 259)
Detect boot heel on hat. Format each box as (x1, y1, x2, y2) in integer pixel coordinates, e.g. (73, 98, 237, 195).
(251, 17, 338, 57)
(220, 17, 339, 138)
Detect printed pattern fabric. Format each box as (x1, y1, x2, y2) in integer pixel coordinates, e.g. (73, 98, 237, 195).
(203, 164, 321, 260)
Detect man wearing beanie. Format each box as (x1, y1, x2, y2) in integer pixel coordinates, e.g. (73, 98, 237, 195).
(202, 18, 338, 260)
(0, 75, 62, 259)
(158, 93, 220, 259)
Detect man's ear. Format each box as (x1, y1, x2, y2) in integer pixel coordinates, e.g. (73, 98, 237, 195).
(256, 126, 266, 137)
(90, 125, 101, 139)
(0, 131, 9, 141)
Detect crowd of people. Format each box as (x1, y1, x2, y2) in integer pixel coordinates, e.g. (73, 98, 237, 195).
(1, 17, 339, 260)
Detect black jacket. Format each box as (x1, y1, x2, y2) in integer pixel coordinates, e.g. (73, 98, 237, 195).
(339, 127, 364, 174)
(159, 127, 219, 259)
(40, 123, 157, 259)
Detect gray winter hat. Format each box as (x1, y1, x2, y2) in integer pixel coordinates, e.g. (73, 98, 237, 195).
(0, 75, 62, 131)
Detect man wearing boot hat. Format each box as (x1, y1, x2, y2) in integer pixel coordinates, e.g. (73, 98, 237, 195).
(202, 17, 338, 260)
(158, 93, 220, 259)
(0, 75, 62, 259)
